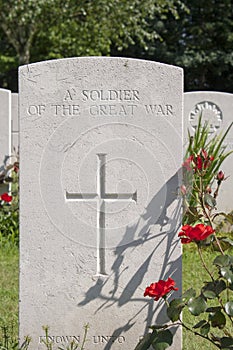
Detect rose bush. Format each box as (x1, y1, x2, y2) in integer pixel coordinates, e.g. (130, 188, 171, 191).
(0, 155, 19, 247)
(135, 116, 233, 350)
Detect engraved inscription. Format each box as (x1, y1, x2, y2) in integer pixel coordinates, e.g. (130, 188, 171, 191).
(39, 335, 80, 344)
(65, 154, 137, 276)
(89, 104, 137, 116)
(27, 104, 46, 115)
(26, 89, 174, 118)
(39, 335, 126, 345)
(189, 101, 223, 134)
(52, 104, 80, 116)
(93, 335, 125, 344)
(81, 89, 140, 102)
(144, 104, 173, 116)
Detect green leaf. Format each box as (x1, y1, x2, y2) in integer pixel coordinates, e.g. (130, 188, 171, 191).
(221, 267, 233, 284)
(188, 296, 207, 316)
(202, 289, 216, 299)
(200, 322, 210, 336)
(213, 255, 231, 267)
(225, 301, 233, 316)
(220, 337, 233, 348)
(182, 288, 196, 300)
(220, 238, 233, 246)
(193, 320, 207, 329)
(209, 311, 226, 329)
(206, 306, 221, 313)
(152, 330, 173, 350)
(223, 213, 233, 225)
(167, 299, 184, 322)
(202, 280, 226, 299)
(204, 193, 216, 208)
(135, 332, 157, 350)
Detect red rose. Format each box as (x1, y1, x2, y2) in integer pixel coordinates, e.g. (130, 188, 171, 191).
(178, 224, 215, 244)
(144, 277, 178, 301)
(1, 193, 12, 203)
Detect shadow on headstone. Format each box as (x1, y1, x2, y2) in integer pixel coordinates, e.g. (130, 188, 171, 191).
(78, 169, 182, 348)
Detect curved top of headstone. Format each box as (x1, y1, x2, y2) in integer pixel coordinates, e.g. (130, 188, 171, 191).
(0, 87, 11, 93)
(184, 90, 233, 135)
(185, 91, 232, 96)
(19, 56, 183, 71)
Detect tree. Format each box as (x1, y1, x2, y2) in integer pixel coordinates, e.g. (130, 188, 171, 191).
(0, 0, 184, 90)
(119, 0, 233, 92)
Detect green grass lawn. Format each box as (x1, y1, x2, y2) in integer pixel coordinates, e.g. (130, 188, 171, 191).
(0, 246, 19, 347)
(0, 242, 232, 349)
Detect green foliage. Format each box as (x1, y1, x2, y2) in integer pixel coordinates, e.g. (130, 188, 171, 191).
(135, 329, 173, 350)
(0, 0, 232, 92)
(0, 0, 185, 89)
(0, 172, 19, 248)
(0, 324, 30, 350)
(123, 0, 233, 91)
(135, 117, 233, 350)
(0, 247, 18, 327)
(183, 115, 233, 225)
(0, 324, 90, 350)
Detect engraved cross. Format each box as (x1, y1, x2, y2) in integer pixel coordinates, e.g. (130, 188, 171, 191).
(65, 154, 137, 276)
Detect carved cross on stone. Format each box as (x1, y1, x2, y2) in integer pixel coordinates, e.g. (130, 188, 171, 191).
(65, 154, 137, 276)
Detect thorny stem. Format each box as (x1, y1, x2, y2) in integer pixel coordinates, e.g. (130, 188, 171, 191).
(178, 318, 221, 349)
(199, 177, 225, 255)
(197, 245, 215, 281)
(199, 176, 212, 225)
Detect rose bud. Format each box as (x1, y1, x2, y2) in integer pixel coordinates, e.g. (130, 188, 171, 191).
(205, 186, 212, 194)
(217, 171, 225, 181)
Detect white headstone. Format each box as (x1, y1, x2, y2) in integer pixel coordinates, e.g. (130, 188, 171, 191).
(0, 88, 11, 195)
(11, 93, 19, 152)
(184, 91, 233, 212)
(19, 57, 183, 349)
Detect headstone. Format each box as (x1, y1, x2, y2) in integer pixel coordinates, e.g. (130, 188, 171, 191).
(11, 93, 19, 152)
(0, 88, 11, 195)
(184, 91, 233, 212)
(19, 57, 183, 349)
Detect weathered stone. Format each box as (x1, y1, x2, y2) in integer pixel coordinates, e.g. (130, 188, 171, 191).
(11, 93, 19, 152)
(19, 57, 183, 349)
(0, 88, 11, 195)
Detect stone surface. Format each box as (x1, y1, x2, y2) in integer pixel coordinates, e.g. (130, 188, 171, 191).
(19, 57, 183, 349)
(0, 88, 11, 195)
(184, 91, 233, 212)
(11, 93, 19, 152)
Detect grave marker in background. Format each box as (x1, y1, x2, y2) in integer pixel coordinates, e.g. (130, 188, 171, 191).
(11, 93, 19, 152)
(184, 91, 233, 212)
(20, 57, 183, 349)
(0, 88, 11, 195)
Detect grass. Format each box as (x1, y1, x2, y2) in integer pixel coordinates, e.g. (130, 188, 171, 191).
(0, 246, 19, 347)
(182, 242, 233, 350)
(0, 239, 232, 349)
